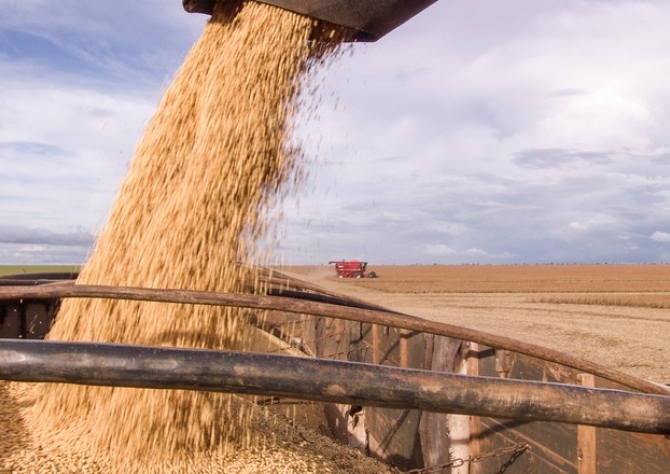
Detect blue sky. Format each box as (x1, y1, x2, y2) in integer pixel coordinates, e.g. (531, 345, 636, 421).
(2, 0, 670, 265)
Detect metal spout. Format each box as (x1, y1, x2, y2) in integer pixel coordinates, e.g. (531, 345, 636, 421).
(182, 0, 438, 42)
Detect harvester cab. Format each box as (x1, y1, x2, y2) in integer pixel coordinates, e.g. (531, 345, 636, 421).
(182, 0, 438, 42)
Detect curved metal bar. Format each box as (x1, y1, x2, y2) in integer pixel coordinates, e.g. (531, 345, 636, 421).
(1, 284, 668, 396)
(1, 339, 669, 434)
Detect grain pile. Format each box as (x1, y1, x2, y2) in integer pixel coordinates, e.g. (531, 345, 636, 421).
(1, 1, 392, 472)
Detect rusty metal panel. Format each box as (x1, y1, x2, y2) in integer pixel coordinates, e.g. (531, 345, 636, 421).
(418, 335, 460, 472)
(365, 407, 423, 470)
(474, 348, 578, 473)
(0, 294, 59, 340)
(315, 317, 350, 360)
(346, 321, 366, 363)
(0, 304, 23, 339)
(24, 303, 55, 339)
(360, 323, 426, 369)
(595, 428, 670, 473)
(472, 346, 670, 474)
(352, 326, 462, 471)
(592, 376, 670, 474)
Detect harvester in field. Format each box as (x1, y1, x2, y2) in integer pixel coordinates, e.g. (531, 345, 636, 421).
(329, 260, 368, 278)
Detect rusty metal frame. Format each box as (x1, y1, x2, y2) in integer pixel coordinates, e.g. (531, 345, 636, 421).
(1, 338, 670, 435)
(1, 283, 668, 396)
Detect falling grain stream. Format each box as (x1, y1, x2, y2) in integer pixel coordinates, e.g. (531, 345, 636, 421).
(0, 2, 393, 472)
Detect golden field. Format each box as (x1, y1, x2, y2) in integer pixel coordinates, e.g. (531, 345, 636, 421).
(284, 263, 670, 307)
(281, 264, 670, 384)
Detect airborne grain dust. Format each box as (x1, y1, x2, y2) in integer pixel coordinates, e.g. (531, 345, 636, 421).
(1, 2, 392, 472)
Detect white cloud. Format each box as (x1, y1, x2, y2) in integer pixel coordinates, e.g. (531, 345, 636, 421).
(568, 215, 617, 231)
(465, 248, 487, 256)
(651, 231, 670, 243)
(0, 80, 157, 233)
(426, 222, 468, 237)
(421, 244, 457, 257)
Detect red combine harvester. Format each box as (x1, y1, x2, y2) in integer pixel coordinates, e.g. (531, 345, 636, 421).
(329, 260, 367, 278)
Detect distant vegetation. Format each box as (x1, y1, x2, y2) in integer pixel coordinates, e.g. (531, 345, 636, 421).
(0, 265, 80, 277)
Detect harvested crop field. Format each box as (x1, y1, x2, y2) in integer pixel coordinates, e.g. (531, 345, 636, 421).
(281, 264, 670, 385)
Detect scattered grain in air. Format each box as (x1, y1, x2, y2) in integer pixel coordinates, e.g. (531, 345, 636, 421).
(1, 1, 392, 472)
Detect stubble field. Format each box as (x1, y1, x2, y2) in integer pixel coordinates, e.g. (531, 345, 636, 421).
(282, 264, 670, 385)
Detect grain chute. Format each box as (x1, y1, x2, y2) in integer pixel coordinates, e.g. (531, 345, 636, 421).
(182, 0, 438, 41)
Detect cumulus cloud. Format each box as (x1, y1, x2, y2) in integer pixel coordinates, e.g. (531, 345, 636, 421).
(422, 244, 457, 257)
(425, 221, 468, 237)
(568, 215, 617, 232)
(0, 225, 94, 247)
(0, 243, 91, 265)
(651, 231, 670, 243)
(0, 225, 94, 264)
